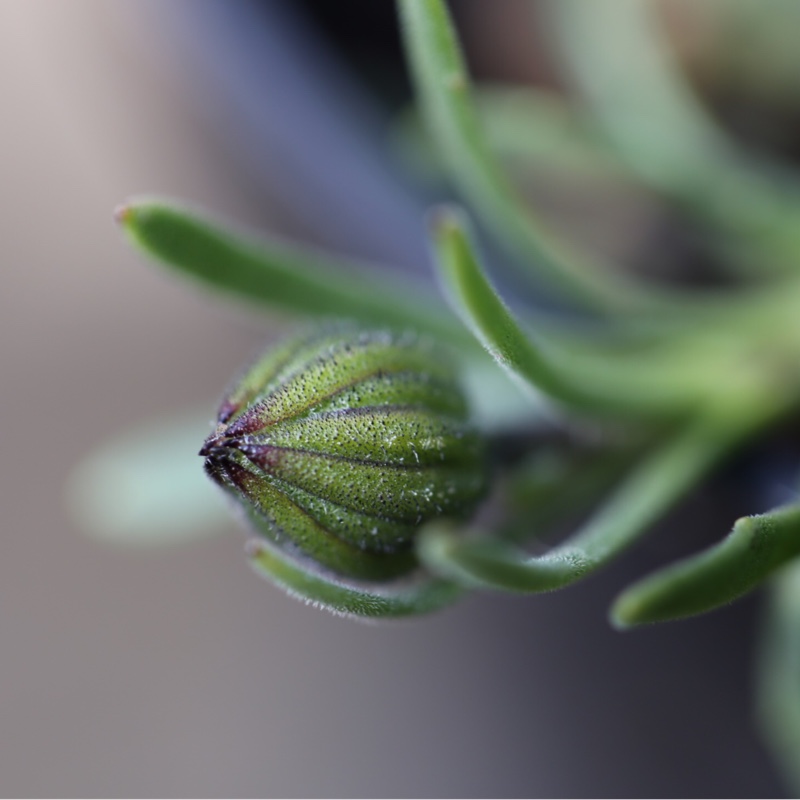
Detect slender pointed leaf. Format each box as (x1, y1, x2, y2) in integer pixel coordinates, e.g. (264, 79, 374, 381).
(612, 504, 800, 627)
(117, 198, 473, 349)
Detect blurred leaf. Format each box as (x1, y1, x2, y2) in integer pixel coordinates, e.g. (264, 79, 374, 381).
(701, 0, 800, 105)
(612, 504, 800, 627)
(544, 0, 729, 192)
(757, 561, 800, 795)
(67, 410, 230, 547)
(472, 86, 625, 181)
(117, 198, 473, 350)
(397, 0, 700, 315)
(545, 0, 800, 276)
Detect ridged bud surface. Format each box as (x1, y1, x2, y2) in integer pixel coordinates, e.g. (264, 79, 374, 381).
(201, 328, 487, 580)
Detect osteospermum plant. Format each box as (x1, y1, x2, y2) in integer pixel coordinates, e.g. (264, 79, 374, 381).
(74, 0, 800, 789)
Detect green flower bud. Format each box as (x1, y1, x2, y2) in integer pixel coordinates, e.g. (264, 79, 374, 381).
(201, 327, 488, 581)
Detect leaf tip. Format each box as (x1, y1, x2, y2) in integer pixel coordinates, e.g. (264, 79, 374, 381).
(428, 204, 463, 236)
(608, 597, 640, 631)
(113, 202, 133, 226)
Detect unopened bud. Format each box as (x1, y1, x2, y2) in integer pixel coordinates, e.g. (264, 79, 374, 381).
(201, 328, 487, 580)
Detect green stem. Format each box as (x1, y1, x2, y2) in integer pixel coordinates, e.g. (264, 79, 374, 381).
(418, 419, 730, 593)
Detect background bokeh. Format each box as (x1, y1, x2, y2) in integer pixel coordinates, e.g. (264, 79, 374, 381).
(0, 1, 788, 795)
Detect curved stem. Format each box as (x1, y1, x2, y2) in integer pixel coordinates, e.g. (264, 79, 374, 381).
(418, 420, 730, 592)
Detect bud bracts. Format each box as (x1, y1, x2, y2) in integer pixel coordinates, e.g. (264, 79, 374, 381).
(201, 328, 487, 580)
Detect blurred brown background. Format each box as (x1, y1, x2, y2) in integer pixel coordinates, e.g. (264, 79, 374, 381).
(0, 1, 786, 796)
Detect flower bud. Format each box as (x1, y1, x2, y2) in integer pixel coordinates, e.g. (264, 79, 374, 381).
(201, 328, 488, 581)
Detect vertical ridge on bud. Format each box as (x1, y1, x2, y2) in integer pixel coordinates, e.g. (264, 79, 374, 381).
(202, 326, 488, 581)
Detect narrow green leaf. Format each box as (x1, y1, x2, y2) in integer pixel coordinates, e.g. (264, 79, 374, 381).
(397, 0, 696, 314)
(116, 198, 472, 350)
(418, 421, 728, 593)
(611, 504, 800, 627)
(430, 207, 695, 418)
(756, 563, 800, 795)
(247, 537, 464, 618)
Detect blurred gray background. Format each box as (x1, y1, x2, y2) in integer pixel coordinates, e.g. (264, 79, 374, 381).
(0, 0, 786, 795)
